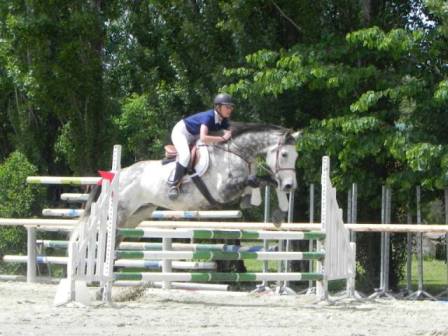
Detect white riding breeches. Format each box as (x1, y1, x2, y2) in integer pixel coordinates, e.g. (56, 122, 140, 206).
(171, 120, 198, 168)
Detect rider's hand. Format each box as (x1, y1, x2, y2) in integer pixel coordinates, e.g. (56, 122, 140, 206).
(221, 130, 232, 141)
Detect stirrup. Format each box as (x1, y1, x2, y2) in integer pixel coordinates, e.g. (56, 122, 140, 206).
(168, 185, 179, 200)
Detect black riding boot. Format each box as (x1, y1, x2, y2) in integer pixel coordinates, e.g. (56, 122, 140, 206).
(168, 162, 187, 200)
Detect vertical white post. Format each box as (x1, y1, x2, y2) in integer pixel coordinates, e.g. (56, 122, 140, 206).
(162, 238, 172, 289)
(347, 242, 357, 296)
(308, 184, 315, 290)
(262, 185, 271, 288)
(316, 156, 329, 300)
(102, 145, 122, 303)
(26, 227, 36, 283)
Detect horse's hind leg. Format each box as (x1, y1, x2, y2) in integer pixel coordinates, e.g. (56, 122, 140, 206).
(121, 204, 157, 229)
(115, 203, 157, 249)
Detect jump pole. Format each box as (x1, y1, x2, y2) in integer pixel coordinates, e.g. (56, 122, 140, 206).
(26, 176, 100, 185)
(3, 255, 217, 270)
(3, 218, 448, 232)
(41, 209, 242, 219)
(60, 193, 89, 202)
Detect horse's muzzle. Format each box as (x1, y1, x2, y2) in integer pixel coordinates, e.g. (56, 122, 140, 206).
(277, 174, 297, 192)
(283, 183, 294, 192)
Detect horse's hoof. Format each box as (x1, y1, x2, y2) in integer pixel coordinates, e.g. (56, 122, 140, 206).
(168, 186, 179, 200)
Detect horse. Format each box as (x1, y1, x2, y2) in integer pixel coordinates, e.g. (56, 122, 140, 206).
(86, 122, 300, 229)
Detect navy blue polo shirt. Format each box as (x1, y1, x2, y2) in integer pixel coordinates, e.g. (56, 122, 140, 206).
(183, 109, 229, 135)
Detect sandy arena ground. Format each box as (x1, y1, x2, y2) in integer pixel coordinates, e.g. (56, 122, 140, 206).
(0, 281, 448, 336)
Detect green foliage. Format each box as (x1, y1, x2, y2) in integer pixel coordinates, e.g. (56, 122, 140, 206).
(0, 151, 44, 255)
(114, 93, 165, 161)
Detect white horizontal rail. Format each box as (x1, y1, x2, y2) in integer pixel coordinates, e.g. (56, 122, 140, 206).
(40, 209, 242, 219)
(3, 255, 68, 265)
(60, 193, 89, 202)
(1, 218, 448, 233)
(42, 209, 84, 217)
(3, 255, 216, 270)
(27, 176, 100, 185)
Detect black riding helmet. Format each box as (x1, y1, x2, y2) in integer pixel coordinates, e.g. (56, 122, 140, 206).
(213, 93, 235, 106)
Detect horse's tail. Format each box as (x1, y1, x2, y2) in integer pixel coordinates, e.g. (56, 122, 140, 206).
(82, 184, 102, 219)
(69, 184, 101, 238)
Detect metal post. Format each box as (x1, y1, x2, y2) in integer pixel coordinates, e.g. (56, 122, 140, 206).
(406, 209, 413, 293)
(347, 188, 352, 224)
(416, 186, 424, 292)
(284, 191, 294, 289)
(351, 183, 358, 242)
(253, 185, 272, 293)
(407, 185, 437, 300)
(446, 188, 448, 290)
(445, 188, 448, 293)
(369, 186, 394, 299)
(262, 185, 271, 288)
(384, 187, 391, 293)
(276, 191, 295, 295)
(380, 186, 385, 290)
(437, 188, 448, 298)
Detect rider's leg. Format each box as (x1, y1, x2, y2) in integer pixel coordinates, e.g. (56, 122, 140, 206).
(168, 162, 187, 187)
(168, 121, 191, 199)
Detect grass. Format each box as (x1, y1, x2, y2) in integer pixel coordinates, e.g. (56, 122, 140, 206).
(244, 253, 448, 295)
(399, 256, 448, 294)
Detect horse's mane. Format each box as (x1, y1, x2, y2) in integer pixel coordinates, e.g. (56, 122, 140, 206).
(228, 122, 295, 144)
(229, 122, 288, 137)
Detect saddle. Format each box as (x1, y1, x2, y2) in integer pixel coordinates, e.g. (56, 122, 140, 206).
(163, 143, 210, 180)
(163, 144, 200, 171)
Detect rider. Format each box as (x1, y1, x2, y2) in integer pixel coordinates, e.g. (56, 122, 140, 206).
(167, 93, 235, 200)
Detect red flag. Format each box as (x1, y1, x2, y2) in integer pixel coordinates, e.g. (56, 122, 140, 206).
(97, 170, 116, 185)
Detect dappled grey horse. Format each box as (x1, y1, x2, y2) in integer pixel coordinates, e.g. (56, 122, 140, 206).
(87, 122, 300, 228)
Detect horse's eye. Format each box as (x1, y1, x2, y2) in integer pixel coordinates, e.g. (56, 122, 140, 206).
(281, 152, 288, 158)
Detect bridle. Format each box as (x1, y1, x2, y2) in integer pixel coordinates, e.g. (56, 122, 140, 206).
(214, 132, 296, 179)
(272, 132, 297, 175)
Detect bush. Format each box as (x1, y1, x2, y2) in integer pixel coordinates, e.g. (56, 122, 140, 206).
(0, 151, 45, 274)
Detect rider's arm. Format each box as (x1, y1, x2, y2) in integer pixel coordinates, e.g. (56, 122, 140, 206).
(199, 124, 230, 144)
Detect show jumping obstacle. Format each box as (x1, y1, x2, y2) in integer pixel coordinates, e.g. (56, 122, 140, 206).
(49, 145, 355, 305)
(3, 144, 448, 300)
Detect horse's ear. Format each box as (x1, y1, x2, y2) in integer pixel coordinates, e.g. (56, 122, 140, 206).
(291, 130, 302, 140)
